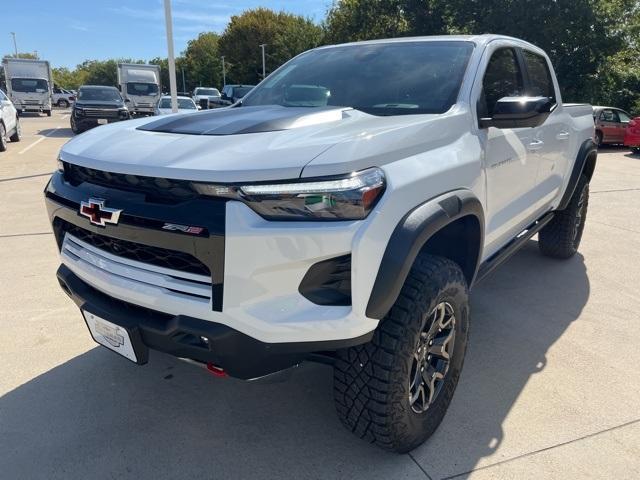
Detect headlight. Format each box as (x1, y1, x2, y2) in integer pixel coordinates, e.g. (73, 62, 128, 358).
(57, 159, 64, 172)
(193, 167, 385, 221)
(74, 108, 84, 117)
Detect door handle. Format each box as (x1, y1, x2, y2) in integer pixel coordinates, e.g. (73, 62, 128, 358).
(527, 139, 544, 151)
(556, 131, 570, 140)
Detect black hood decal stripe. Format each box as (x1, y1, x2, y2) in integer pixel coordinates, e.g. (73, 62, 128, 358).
(137, 105, 343, 136)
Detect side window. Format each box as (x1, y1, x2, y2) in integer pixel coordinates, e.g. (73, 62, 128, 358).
(479, 48, 524, 117)
(522, 50, 555, 102)
(618, 111, 631, 123)
(0, 90, 7, 101)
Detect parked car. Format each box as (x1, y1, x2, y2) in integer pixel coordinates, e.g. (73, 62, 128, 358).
(155, 95, 198, 115)
(70, 85, 130, 134)
(593, 106, 632, 146)
(625, 116, 640, 154)
(46, 35, 596, 452)
(215, 84, 255, 106)
(52, 87, 75, 108)
(192, 87, 221, 109)
(0, 88, 21, 151)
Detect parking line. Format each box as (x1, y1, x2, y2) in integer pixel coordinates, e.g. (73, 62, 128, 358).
(61, 114, 69, 120)
(18, 127, 60, 155)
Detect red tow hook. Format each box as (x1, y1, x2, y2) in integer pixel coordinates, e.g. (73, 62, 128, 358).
(206, 362, 227, 378)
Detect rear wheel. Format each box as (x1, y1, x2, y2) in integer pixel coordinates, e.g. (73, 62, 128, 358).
(539, 175, 589, 259)
(9, 118, 21, 142)
(333, 255, 470, 453)
(0, 123, 7, 152)
(57, 99, 69, 108)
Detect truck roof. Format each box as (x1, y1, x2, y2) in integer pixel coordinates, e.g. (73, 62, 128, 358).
(318, 34, 543, 53)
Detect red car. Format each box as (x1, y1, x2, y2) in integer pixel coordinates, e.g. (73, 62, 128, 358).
(593, 106, 633, 146)
(624, 116, 640, 154)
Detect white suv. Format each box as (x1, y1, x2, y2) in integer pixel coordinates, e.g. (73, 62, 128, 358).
(0, 89, 21, 152)
(46, 35, 596, 452)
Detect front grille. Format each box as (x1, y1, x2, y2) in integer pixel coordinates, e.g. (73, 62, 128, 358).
(23, 100, 41, 105)
(64, 163, 199, 204)
(83, 108, 119, 118)
(55, 219, 210, 276)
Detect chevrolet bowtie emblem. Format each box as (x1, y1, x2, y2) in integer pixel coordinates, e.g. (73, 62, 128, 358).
(79, 198, 122, 227)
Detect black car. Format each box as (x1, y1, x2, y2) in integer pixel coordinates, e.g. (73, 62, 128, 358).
(71, 86, 130, 134)
(210, 84, 255, 107)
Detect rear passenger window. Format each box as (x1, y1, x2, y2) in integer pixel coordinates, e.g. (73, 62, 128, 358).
(523, 50, 555, 102)
(479, 48, 524, 117)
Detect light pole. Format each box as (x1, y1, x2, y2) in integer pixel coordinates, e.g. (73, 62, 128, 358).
(10, 32, 18, 57)
(221, 56, 226, 87)
(181, 67, 186, 93)
(163, 0, 178, 113)
(259, 44, 266, 81)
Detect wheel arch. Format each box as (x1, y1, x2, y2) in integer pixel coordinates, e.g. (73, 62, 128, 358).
(558, 138, 597, 210)
(365, 190, 484, 320)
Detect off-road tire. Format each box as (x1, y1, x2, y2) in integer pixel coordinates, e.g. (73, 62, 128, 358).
(539, 174, 589, 259)
(333, 255, 470, 453)
(0, 123, 7, 152)
(9, 118, 21, 142)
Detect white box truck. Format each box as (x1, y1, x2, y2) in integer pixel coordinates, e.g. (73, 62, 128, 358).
(117, 63, 161, 115)
(2, 58, 53, 116)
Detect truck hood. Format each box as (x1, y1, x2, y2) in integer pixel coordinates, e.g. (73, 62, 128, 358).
(60, 105, 463, 183)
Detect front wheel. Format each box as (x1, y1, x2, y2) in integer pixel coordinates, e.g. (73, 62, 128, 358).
(333, 255, 470, 453)
(45, 110, 52, 117)
(9, 118, 21, 142)
(595, 131, 603, 147)
(70, 115, 81, 134)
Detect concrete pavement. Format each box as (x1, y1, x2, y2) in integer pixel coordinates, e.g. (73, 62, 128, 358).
(1, 110, 639, 479)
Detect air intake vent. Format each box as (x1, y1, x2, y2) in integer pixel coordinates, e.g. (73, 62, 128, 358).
(299, 254, 351, 306)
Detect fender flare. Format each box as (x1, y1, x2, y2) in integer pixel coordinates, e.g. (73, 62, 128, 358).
(558, 138, 597, 210)
(365, 190, 484, 320)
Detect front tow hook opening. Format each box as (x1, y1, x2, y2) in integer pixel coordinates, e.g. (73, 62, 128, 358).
(206, 362, 228, 377)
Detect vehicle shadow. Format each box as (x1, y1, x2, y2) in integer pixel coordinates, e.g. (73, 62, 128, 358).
(0, 240, 588, 479)
(38, 128, 73, 138)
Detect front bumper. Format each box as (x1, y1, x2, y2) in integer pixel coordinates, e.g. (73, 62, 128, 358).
(74, 116, 129, 129)
(57, 264, 370, 379)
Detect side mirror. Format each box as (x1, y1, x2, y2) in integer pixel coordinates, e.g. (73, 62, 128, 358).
(479, 96, 554, 129)
(125, 98, 131, 103)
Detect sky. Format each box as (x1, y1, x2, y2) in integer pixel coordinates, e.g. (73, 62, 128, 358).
(3, 0, 332, 69)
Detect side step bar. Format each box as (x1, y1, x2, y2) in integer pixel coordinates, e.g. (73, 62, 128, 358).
(474, 211, 555, 285)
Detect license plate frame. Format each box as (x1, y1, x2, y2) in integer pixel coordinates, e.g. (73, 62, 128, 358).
(83, 310, 140, 363)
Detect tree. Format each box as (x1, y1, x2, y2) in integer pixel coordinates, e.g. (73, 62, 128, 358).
(219, 8, 323, 85)
(2, 52, 38, 60)
(182, 32, 222, 91)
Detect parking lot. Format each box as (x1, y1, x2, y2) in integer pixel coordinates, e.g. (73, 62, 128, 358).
(1, 110, 639, 479)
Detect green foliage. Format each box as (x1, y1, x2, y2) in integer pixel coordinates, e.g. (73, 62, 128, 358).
(2, 52, 39, 60)
(183, 32, 222, 91)
(218, 8, 323, 84)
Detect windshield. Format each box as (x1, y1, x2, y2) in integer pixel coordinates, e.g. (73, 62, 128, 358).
(195, 88, 219, 96)
(243, 41, 474, 115)
(234, 87, 253, 99)
(159, 98, 196, 109)
(127, 82, 159, 96)
(78, 87, 122, 102)
(11, 78, 49, 93)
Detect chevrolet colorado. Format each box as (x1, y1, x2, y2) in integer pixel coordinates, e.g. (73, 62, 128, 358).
(45, 35, 596, 452)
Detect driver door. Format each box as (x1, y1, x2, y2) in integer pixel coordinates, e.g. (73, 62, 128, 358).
(0, 90, 16, 134)
(478, 47, 540, 255)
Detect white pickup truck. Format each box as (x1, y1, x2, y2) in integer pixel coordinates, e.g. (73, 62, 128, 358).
(45, 35, 596, 452)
